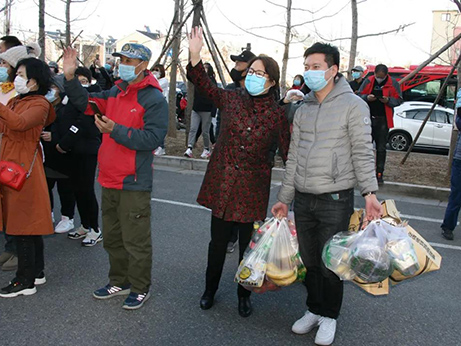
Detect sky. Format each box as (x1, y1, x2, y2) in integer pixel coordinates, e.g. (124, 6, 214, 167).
(7, 0, 461, 68)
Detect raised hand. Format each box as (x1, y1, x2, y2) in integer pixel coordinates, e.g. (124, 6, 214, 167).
(62, 46, 78, 81)
(188, 26, 203, 66)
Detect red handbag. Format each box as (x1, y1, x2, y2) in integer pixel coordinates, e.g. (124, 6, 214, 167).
(0, 134, 38, 191)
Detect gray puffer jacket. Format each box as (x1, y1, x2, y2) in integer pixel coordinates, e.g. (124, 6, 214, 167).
(278, 77, 378, 204)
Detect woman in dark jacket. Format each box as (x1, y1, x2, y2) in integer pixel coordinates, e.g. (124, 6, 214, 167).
(187, 27, 290, 317)
(44, 67, 102, 246)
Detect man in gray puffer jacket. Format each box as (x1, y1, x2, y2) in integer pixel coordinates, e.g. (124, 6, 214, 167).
(272, 42, 382, 346)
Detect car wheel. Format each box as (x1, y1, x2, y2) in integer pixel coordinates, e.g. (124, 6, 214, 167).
(388, 132, 411, 151)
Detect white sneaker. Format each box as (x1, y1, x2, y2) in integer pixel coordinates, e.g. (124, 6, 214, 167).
(68, 225, 89, 240)
(200, 149, 211, 159)
(292, 310, 321, 334)
(154, 146, 166, 156)
(184, 148, 193, 158)
(315, 317, 337, 346)
(55, 216, 74, 233)
(81, 228, 103, 247)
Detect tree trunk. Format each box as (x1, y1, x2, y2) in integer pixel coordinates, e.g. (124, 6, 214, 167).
(167, 0, 182, 139)
(4, 0, 11, 35)
(38, 0, 45, 60)
(348, 0, 358, 79)
(65, 0, 71, 47)
(185, 0, 202, 147)
(280, 0, 292, 96)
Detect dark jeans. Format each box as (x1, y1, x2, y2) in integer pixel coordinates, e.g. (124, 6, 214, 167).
(294, 189, 354, 319)
(371, 116, 389, 174)
(205, 216, 253, 297)
(101, 188, 152, 293)
(442, 159, 461, 231)
(47, 177, 76, 219)
(69, 154, 99, 230)
(15, 235, 44, 286)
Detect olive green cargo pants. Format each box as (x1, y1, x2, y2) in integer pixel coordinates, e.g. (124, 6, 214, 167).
(101, 187, 152, 294)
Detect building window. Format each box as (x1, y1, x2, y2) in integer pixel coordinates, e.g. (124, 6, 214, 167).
(442, 13, 451, 21)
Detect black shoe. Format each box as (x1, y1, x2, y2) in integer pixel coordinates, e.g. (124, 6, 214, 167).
(200, 291, 215, 310)
(377, 173, 384, 184)
(442, 228, 454, 240)
(238, 296, 252, 317)
(0, 281, 36, 298)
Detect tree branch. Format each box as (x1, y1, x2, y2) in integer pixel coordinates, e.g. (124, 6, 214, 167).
(291, 1, 351, 29)
(317, 22, 415, 42)
(216, 5, 285, 45)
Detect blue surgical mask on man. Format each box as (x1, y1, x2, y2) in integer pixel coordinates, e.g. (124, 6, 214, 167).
(303, 66, 333, 92)
(0, 67, 9, 83)
(245, 74, 269, 96)
(119, 62, 143, 82)
(352, 71, 362, 80)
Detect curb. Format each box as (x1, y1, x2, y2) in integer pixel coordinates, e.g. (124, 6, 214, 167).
(153, 155, 450, 202)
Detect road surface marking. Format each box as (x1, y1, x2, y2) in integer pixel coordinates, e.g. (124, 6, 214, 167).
(151, 198, 461, 251)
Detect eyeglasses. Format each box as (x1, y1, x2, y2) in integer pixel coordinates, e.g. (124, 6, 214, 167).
(246, 68, 268, 79)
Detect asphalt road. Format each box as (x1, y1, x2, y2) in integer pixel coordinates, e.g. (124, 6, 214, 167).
(0, 167, 459, 346)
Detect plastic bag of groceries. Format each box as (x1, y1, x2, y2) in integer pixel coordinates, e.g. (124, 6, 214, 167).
(243, 218, 276, 259)
(265, 218, 300, 287)
(322, 231, 363, 281)
(381, 221, 420, 276)
(350, 221, 393, 283)
(235, 219, 278, 288)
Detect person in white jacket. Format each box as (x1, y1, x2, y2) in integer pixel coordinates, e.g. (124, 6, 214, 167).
(153, 64, 169, 156)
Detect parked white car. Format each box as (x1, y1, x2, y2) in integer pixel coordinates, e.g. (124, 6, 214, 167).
(388, 102, 454, 151)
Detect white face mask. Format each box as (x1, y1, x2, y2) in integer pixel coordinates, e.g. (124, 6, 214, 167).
(14, 76, 34, 94)
(153, 71, 161, 79)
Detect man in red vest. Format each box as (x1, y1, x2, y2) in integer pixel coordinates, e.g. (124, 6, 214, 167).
(359, 64, 403, 183)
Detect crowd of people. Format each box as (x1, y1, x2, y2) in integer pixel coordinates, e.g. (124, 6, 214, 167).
(0, 24, 458, 346)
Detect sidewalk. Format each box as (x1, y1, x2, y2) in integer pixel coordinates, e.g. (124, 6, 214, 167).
(153, 155, 450, 202)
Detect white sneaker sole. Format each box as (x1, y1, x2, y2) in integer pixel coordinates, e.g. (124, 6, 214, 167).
(292, 320, 320, 335)
(93, 288, 130, 300)
(55, 228, 73, 234)
(122, 292, 151, 310)
(34, 277, 46, 285)
(0, 286, 37, 298)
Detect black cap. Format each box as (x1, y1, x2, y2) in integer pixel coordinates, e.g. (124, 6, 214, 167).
(230, 50, 256, 63)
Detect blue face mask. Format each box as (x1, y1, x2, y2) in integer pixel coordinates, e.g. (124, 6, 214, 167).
(352, 72, 362, 80)
(119, 62, 143, 82)
(45, 89, 57, 103)
(0, 67, 9, 83)
(245, 74, 269, 96)
(104, 64, 111, 71)
(303, 67, 333, 92)
(293, 79, 301, 86)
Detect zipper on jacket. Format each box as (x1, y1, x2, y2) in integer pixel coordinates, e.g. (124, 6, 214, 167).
(303, 103, 321, 188)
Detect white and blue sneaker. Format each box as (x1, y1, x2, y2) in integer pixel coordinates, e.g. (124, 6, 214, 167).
(93, 284, 131, 300)
(122, 291, 150, 310)
(81, 228, 103, 247)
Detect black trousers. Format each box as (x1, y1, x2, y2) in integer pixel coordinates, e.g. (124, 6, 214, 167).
(294, 189, 354, 319)
(371, 116, 389, 174)
(69, 154, 99, 230)
(205, 216, 253, 297)
(15, 235, 44, 286)
(47, 177, 76, 219)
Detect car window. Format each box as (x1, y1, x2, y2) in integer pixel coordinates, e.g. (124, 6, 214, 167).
(434, 110, 448, 123)
(448, 112, 454, 124)
(406, 109, 434, 121)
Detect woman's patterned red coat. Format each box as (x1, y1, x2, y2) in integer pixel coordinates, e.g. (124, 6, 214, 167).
(187, 62, 290, 223)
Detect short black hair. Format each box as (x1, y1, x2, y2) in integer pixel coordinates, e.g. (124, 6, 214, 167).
(375, 64, 388, 75)
(304, 42, 340, 68)
(16, 58, 52, 96)
(0, 35, 22, 50)
(75, 67, 92, 83)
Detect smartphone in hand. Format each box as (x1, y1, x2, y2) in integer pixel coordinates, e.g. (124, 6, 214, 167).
(89, 100, 106, 122)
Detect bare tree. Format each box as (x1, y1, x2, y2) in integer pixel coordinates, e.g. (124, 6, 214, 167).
(38, 0, 45, 60)
(280, 0, 292, 96)
(348, 0, 358, 79)
(63, 0, 87, 46)
(4, 0, 12, 35)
